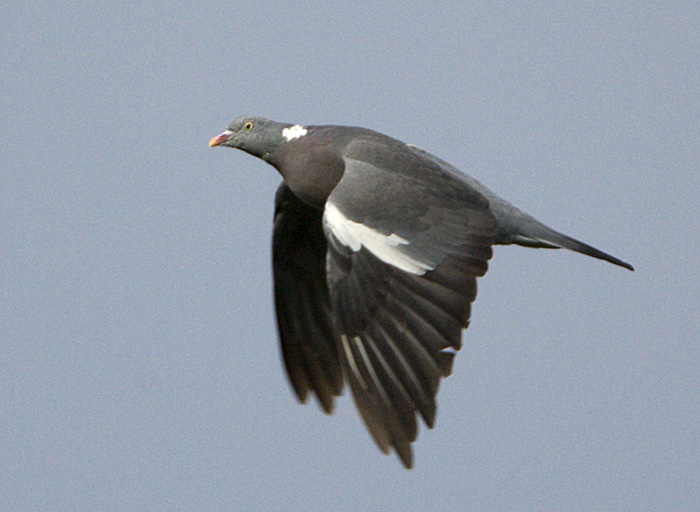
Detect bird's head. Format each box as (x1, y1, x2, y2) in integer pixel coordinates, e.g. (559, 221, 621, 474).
(209, 116, 294, 161)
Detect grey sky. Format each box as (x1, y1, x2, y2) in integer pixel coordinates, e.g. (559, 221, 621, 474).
(2, 2, 699, 510)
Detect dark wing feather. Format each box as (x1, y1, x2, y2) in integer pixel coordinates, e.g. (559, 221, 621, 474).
(324, 138, 496, 467)
(272, 183, 343, 413)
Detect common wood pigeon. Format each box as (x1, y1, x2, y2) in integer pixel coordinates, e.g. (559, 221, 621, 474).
(209, 116, 633, 468)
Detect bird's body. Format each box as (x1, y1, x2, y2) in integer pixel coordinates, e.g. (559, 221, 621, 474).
(210, 116, 633, 468)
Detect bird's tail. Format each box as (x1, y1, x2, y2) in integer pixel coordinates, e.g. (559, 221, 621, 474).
(509, 221, 634, 271)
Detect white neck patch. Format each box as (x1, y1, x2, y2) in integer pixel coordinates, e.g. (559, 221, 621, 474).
(282, 124, 308, 141)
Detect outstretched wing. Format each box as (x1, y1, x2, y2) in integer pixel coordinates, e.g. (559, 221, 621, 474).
(272, 183, 343, 413)
(323, 137, 496, 467)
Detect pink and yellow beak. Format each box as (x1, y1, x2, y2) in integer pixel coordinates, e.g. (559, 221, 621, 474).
(208, 129, 234, 147)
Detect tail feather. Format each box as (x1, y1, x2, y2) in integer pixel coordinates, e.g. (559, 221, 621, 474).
(454, 177, 635, 271)
(512, 224, 634, 271)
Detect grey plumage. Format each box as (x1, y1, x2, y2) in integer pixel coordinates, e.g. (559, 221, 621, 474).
(210, 116, 633, 468)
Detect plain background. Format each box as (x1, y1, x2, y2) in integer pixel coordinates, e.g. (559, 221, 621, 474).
(3, 2, 698, 510)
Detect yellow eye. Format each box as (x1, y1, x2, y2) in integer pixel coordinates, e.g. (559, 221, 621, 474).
(244, 121, 254, 131)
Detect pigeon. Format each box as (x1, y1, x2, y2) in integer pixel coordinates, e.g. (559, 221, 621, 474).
(209, 116, 633, 468)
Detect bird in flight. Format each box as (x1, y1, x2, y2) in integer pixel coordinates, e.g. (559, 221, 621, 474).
(209, 116, 633, 468)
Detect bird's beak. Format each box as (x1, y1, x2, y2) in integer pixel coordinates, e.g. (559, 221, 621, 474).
(209, 129, 234, 147)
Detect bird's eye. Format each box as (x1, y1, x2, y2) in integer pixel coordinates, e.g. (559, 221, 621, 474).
(244, 121, 254, 131)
